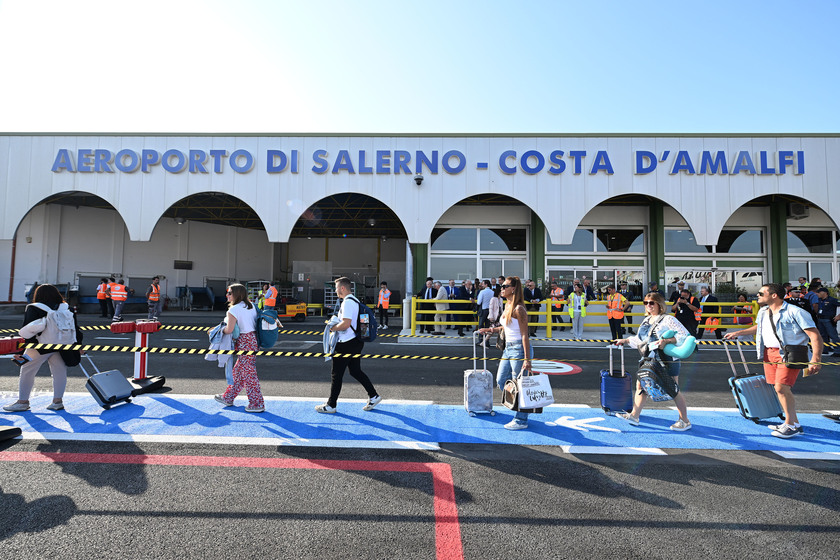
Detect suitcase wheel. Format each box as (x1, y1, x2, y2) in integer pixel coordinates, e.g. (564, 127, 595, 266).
(469, 411, 476, 417)
(751, 418, 759, 424)
(490, 411, 496, 416)
(103, 404, 110, 410)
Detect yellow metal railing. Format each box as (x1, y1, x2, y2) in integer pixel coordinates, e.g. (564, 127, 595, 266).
(409, 297, 759, 337)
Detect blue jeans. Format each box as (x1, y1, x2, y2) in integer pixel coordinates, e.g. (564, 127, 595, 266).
(496, 341, 534, 422)
(817, 319, 840, 347)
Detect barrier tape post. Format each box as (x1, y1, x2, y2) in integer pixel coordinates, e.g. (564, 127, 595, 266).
(130, 320, 166, 394)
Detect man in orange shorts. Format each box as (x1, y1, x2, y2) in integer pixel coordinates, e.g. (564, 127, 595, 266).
(725, 283, 822, 438)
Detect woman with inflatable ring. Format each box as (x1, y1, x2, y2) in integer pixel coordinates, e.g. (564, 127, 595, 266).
(613, 291, 693, 431)
(479, 276, 534, 430)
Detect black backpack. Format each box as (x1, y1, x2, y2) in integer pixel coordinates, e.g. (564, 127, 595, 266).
(345, 295, 378, 342)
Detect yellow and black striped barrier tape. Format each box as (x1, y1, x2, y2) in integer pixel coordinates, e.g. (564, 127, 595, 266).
(8, 341, 837, 367)
(5, 324, 840, 350)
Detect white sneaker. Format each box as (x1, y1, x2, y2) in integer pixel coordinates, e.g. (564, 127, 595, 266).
(214, 394, 233, 407)
(2, 401, 29, 412)
(670, 419, 692, 431)
(363, 395, 382, 411)
(315, 404, 337, 414)
(504, 419, 528, 430)
(46, 401, 65, 411)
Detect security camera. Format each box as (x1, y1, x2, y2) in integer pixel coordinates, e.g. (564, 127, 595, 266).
(414, 173, 423, 185)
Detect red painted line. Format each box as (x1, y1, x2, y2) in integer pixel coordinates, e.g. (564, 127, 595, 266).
(0, 451, 464, 560)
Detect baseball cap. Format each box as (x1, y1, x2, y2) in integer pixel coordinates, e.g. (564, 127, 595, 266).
(648, 281, 657, 287)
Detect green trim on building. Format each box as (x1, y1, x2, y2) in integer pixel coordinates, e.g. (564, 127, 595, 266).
(667, 259, 715, 267)
(596, 258, 646, 267)
(531, 212, 546, 284)
(547, 258, 594, 267)
(666, 259, 764, 267)
(649, 201, 665, 286)
(413, 243, 428, 291)
(769, 201, 789, 283)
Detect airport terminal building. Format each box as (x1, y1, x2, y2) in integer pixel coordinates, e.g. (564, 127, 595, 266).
(1, 133, 838, 309)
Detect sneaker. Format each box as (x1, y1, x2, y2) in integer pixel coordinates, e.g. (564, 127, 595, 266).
(381, 325, 387, 330)
(822, 413, 840, 422)
(670, 419, 692, 431)
(46, 401, 64, 411)
(363, 395, 382, 411)
(504, 419, 528, 430)
(616, 412, 639, 426)
(315, 404, 337, 414)
(772, 424, 804, 438)
(768, 422, 801, 431)
(2, 402, 30, 412)
(214, 394, 233, 407)
(245, 405, 265, 413)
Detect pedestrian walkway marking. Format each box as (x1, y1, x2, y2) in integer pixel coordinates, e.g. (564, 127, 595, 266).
(1, 394, 839, 456)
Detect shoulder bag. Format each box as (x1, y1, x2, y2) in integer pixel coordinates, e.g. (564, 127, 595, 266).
(767, 309, 812, 372)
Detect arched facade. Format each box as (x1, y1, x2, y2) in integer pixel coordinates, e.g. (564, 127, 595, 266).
(1, 133, 838, 304)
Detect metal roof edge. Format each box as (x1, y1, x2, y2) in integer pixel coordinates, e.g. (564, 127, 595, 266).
(1, 132, 839, 138)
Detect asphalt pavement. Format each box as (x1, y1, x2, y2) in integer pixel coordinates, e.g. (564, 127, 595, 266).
(1, 312, 839, 559)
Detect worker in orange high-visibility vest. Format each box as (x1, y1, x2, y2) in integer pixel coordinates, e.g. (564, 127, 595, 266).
(96, 277, 109, 318)
(549, 281, 567, 332)
(377, 281, 391, 330)
(146, 276, 163, 321)
(111, 280, 129, 322)
(263, 283, 278, 309)
(106, 277, 117, 317)
(605, 285, 627, 340)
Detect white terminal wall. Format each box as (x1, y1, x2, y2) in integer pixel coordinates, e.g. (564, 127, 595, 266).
(2, 134, 840, 300)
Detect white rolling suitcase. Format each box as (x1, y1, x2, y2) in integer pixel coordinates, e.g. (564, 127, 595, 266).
(464, 332, 496, 416)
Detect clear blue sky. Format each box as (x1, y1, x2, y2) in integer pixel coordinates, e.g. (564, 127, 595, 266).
(1, 0, 837, 133)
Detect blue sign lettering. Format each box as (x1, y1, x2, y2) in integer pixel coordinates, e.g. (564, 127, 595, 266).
(590, 150, 614, 175)
(635, 151, 656, 174)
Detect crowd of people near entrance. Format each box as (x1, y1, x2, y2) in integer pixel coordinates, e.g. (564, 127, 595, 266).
(4, 276, 839, 440)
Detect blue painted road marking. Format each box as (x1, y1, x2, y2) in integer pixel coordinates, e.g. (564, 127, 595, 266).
(1, 393, 839, 454)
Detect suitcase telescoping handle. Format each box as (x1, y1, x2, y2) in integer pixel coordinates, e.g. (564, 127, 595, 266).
(472, 330, 488, 371)
(608, 342, 626, 377)
(77, 354, 101, 380)
(723, 340, 751, 378)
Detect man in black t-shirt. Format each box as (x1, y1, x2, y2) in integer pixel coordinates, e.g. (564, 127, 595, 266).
(672, 288, 700, 337)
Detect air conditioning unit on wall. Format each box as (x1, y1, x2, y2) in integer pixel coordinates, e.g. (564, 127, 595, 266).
(787, 202, 809, 220)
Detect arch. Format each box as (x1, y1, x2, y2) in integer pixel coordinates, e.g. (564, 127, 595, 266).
(543, 192, 700, 249)
(10, 190, 128, 240)
(282, 191, 409, 241)
(426, 191, 552, 244)
(147, 192, 269, 241)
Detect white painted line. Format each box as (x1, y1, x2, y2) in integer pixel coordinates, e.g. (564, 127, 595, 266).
(673, 407, 741, 412)
(561, 445, 667, 456)
(94, 337, 131, 341)
(546, 403, 592, 408)
(17, 431, 440, 450)
(164, 339, 200, 342)
(129, 393, 436, 406)
(772, 451, 840, 461)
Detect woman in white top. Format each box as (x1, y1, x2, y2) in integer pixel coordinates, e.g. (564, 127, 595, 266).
(479, 276, 533, 430)
(214, 283, 265, 413)
(614, 291, 692, 431)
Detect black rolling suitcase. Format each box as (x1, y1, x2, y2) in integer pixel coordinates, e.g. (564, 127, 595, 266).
(80, 355, 134, 409)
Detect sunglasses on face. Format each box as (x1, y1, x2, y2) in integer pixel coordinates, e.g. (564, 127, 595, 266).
(501, 284, 512, 289)
(643, 301, 657, 306)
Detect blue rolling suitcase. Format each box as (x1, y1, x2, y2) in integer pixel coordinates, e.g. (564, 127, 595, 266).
(725, 341, 784, 424)
(601, 344, 633, 416)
